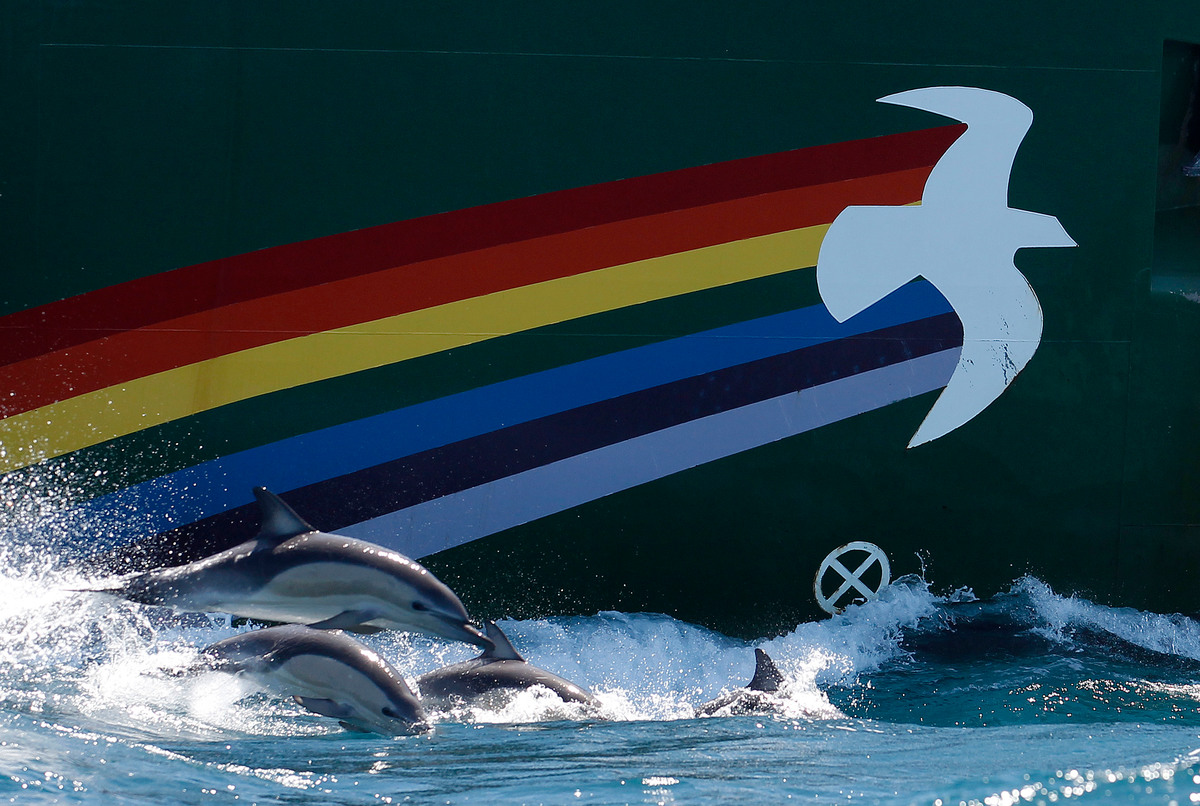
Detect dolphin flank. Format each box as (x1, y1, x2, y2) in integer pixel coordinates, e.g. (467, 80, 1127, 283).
(94, 487, 492, 649)
(415, 620, 597, 708)
(202, 624, 429, 735)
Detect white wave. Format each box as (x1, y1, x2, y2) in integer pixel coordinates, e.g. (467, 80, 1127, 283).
(377, 596, 953, 724)
(0, 543, 945, 733)
(428, 684, 600, 725)
(18, 523, 1200, 739)
(763, 575, 946, 683)
(1014, 575, 1200, 661)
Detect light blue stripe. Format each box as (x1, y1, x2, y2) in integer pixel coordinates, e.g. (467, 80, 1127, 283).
(77, 281, 952, 547)
(343, 349, 961, 558)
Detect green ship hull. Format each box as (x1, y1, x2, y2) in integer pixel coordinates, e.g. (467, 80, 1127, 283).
(4, 2, 1200, 637)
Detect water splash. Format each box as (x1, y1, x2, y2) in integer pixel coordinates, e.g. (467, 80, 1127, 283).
(1014, 575, 1200, 661)
(2, 531, 1200, 805)
(0, 549, 955, 736)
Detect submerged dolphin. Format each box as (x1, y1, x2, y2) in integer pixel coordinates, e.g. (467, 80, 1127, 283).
(97, 487, 491, 648)
(695, 649, 786, 717)
(415, 620, 597, 708)
(202, 624, 429, 734)
(816, 86, 1076, 447)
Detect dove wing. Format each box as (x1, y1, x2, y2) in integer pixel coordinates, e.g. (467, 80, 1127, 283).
(816, 204, 931, 323)
(880, 86, 1033, 209)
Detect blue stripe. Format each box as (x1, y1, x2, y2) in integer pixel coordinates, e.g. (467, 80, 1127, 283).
(344, 349, 961, 558)
(77, 281, 952, 547)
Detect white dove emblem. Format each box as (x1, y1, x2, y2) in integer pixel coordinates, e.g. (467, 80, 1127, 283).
(816, 86, 1077, 448)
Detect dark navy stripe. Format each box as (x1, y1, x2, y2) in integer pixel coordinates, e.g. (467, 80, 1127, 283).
(79, 279, 952, 550)
(345, 349, 961, 559)
(101, 309, 961, 569)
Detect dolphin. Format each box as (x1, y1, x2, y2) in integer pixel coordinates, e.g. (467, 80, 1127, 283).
(695, 648, 786, 717)
(202, 624, 429, 735)
(414, 620, 597, 708)
(816, 86, 1077, 447)
(94, 487, 492, 649)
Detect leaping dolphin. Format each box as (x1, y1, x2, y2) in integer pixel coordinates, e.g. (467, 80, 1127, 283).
(414, 620, 597, 708)
(695, 648, 786, 717)
(94, 487, 492, 649)
(202, 624, 429, 735)
(816, 86, 1077, 447)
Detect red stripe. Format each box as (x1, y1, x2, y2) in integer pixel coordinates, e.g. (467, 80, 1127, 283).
(0, 166, 938, 418)
(0, 125, 963, 367)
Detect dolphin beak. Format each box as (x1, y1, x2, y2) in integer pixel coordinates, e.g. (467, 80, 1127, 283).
(461, 620, 495, 651)
(431, 611, 494, 650)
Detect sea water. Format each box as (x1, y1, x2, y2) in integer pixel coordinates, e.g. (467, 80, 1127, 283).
(2, 547, 1200, 806)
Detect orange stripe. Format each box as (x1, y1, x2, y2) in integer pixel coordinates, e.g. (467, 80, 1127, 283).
(0, 224, 833, 472)
(0, 167, 931, 420)
(0, 124, 965, 367)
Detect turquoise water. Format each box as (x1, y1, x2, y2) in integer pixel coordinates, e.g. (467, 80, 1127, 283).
(3, 548, 1200, 805)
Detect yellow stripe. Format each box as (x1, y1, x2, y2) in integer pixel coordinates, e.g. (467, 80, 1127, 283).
(0, 224, 827, 472)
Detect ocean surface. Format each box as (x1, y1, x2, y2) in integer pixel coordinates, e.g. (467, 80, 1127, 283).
(3, 539, 1200, 806)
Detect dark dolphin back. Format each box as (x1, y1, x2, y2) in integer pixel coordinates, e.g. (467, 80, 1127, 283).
(253, 487, 316, 543)
(120, 487, 319, 603)
(748, 648, 784, 693)
(204, 624, 353, 671)
(122, 529, 469, 617)
(417, 659, 595, 705)
(480, 620, 524, 661)
(416, 622, 595, 706)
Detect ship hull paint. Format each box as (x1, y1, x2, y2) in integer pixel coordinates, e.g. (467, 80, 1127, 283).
(5, 2, 1200, 636)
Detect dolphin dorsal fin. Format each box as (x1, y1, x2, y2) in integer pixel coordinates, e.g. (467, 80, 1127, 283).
(254, 487, 316, 544)
(480, 620, 525, 661)
(748, 648, 784, 693)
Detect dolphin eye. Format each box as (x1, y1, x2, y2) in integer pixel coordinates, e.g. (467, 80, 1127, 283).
(411, 601, 429, 612)
(382, 706, 401, 718)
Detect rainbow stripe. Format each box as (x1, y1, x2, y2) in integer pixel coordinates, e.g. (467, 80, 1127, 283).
(0, 124, 966, 559)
